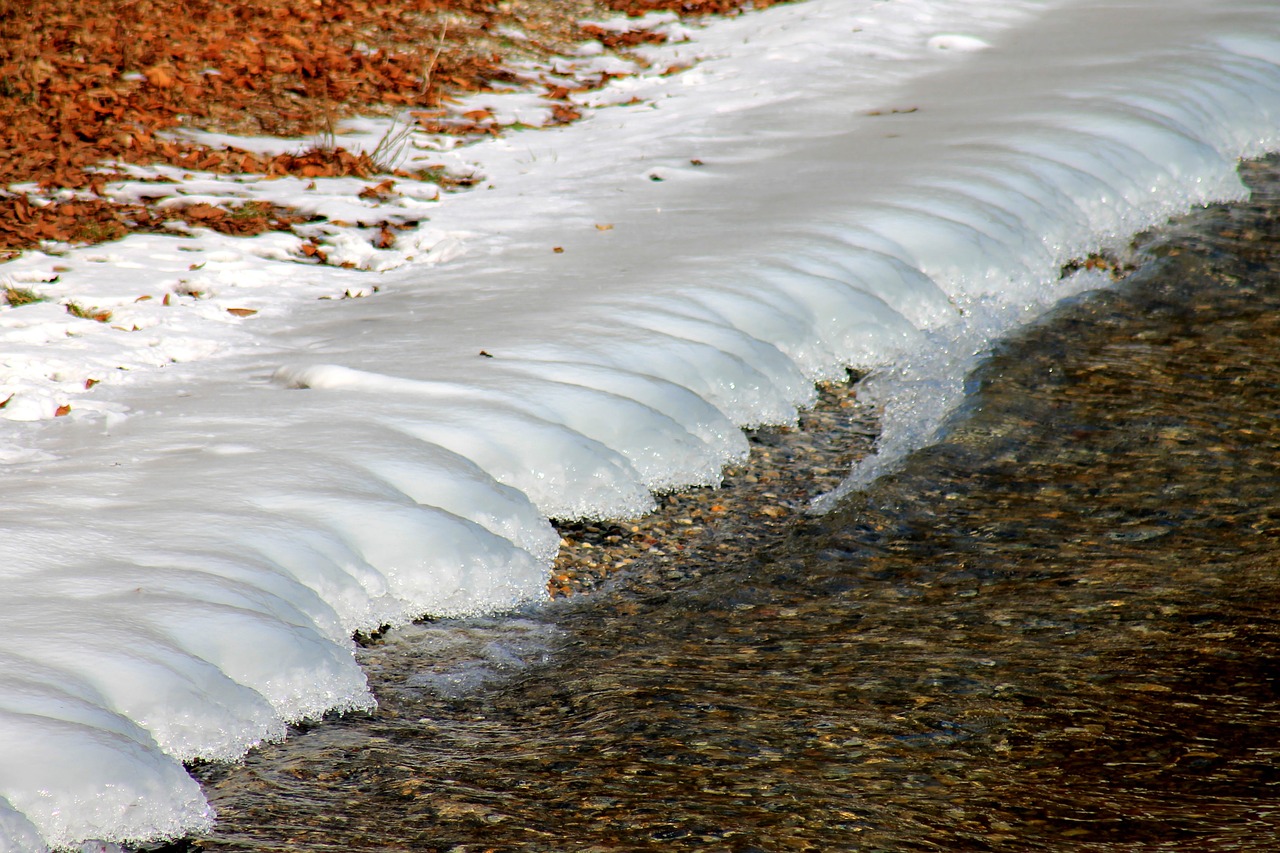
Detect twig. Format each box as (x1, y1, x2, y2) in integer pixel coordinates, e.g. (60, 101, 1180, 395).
(419, 20, 449, 99)
(369, 21, 449, 172)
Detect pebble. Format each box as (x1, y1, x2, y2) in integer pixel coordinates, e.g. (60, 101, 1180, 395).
(551, 375, 878, 597)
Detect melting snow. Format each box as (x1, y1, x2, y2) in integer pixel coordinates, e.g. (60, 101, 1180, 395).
(3, 0, 1280, 848)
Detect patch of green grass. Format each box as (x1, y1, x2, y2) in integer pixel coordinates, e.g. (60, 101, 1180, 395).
(3, 286, 43, 307)
(73, 220, 126, 245)
(227, 201, 274, 219)
(411, 165, 451, 184)
(65, 301, 112, 322)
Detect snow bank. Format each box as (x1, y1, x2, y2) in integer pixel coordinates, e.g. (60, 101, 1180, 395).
(3, 0, 1280, 848)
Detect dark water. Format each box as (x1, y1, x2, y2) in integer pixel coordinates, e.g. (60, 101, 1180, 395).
(188, 157, 1280, 852)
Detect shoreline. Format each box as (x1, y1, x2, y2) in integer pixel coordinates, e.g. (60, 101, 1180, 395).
(542, 245, 1131, 602)
(548, 374, 878, 598)
(190, 154, 1280, 853)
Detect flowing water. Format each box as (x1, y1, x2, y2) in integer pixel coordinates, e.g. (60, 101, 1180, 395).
(185, 157, 1280, 852)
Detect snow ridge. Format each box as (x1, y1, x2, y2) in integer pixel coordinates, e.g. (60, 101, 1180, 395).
(3, 0, 1280, 848)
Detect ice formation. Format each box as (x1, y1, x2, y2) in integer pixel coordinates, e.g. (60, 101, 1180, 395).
(3, 0, 1280, 848)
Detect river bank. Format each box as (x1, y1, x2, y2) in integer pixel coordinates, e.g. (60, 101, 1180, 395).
(183, 155, 1280, 852)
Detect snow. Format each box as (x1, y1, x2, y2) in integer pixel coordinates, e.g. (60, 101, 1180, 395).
(3, 0, 1280, 848)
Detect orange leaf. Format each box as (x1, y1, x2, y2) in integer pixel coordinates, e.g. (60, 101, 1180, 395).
(143, 66, 177, 88)
(183, 203, 222, 221)
(548, 104, 581, 124)
(54, 404, 71, 417)
(226, 307, 258, 317)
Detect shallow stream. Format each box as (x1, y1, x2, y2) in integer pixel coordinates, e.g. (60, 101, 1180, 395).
(186, 156, 1280, 852)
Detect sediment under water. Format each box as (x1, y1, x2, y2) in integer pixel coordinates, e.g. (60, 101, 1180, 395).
(184, 156, 1280, 852)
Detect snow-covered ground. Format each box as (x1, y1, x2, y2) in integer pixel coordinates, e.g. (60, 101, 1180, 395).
(3, 0, 1280, 849)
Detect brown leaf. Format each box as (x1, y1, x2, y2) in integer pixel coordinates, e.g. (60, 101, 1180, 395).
(54, 404, 71, 417)
(0, 0, 771, 268)
(358, 178, 398, 200)
(182, 203, 223, 221)
(548, 104, 581, 125)
(143, 66, 177, 88)
(226, 307, 258, 317)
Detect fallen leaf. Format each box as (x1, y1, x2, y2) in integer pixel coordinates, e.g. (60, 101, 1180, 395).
(143, 65, 177, 88)
(226, 307, 258, 317)
(358, 179, 398, 201)
(548, 104, 581, 125)
(580, 24, 667, 49)
(54, 404, 71, 417)
(0, 0, 773, 270)
(182, 203, 222, 221)
(595, 223, 614, 231)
